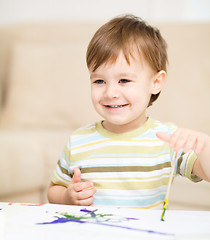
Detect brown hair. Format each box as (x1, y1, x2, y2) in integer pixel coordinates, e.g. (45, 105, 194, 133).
(86, 14, 168, 106)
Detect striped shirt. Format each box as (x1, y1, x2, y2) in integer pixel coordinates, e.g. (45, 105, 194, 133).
(51, 117, 199, 209)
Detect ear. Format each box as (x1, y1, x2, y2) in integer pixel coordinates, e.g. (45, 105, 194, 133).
(151, 70, 166, 94)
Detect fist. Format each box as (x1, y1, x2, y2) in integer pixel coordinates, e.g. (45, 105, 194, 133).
(65, 167, 96, 206)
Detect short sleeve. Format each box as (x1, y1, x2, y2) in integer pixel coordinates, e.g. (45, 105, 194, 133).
(163, 123, 202, 183)
(176, 150, 202, 182)
(51, 137, 72, 187)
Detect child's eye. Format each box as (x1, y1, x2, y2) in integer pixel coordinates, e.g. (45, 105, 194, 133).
(119, 79, 131, 83)
(94, 79, 105, 84)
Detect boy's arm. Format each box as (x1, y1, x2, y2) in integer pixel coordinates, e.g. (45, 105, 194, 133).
(48, 168, 96, 205)
(192, 139, 210, 182)
(156, 129, 210, 182)
(48, 182, 69, 204)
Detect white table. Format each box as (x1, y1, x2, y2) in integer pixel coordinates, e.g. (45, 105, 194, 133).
(1, 202, 210, 240)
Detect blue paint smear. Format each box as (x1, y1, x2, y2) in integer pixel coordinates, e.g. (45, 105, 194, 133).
(37, 217, 174, 237)
(80, 208, 97, 217)
(38, 217, 86, 224)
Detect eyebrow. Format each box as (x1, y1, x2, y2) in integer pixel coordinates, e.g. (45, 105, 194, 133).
(90, 72, 137, 79)
(90, 73, 101, 79)
(118, 72, 137, 78)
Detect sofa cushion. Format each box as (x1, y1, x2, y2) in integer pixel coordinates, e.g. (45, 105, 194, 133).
(1, 43, 100, 130)
(0, 130, 45, 196)
(0, 128, 73, 201)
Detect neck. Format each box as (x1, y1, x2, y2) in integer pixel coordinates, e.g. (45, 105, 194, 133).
(102, 116, 148, 134)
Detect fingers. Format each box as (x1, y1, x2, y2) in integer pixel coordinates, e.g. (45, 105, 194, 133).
(181, 134, 196, 153)
(169, 129, 189, 151)
(68, 182, 96, 206)
(74, 181, 94, 192)
(77, 187, 97, 201)
(71, 167, 94, 192)
(157, 129, 207, 154)
(156, 132, 171, 143)
(72, 167, 81, 183)
(170, 129, 198, 153)
(194, 136, 205, 154)
(67, 167, 96, 206)
(76, 197, 94, 206)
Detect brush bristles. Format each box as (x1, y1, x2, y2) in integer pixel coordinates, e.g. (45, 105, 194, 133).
(161, 207, 166, 221)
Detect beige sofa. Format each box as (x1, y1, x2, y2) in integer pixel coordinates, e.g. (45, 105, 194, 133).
(0, 21, 210, 210)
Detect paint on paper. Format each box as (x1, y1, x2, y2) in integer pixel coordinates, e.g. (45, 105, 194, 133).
(37, 208, 173, 237)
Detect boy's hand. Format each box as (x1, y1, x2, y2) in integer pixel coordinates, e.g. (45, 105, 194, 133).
(156, 128, 209, 154)
(65, 167, 96, 206)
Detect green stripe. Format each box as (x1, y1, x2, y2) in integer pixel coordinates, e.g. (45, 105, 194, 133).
(58, 160, 69, 176)
(81, 162, 170, 173)
(186, 152, 198, 180)
(176, 153, 184, 175)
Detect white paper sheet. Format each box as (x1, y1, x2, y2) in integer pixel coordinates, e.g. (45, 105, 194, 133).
(1, 203, 210, 240)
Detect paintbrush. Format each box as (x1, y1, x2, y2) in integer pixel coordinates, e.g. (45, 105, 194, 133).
(161, 151, 178, 221)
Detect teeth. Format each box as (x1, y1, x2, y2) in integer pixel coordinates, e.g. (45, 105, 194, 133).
(108, 105, 125, 108)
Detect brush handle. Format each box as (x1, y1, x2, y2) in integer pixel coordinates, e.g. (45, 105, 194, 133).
(165, 151, 177, 200)
(161, 151, 178, 221)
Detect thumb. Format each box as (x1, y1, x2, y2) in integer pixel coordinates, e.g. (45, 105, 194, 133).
(72, 167, 81, 183)
(156, 131, 171, 143)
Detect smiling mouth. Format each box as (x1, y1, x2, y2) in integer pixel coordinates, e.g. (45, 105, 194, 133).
(105, 104, 129, 108)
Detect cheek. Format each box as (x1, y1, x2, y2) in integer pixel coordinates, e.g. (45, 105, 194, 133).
(91, 91, 96, 105)
(91, 87, 100, 105)
(129, 87, 151, 106)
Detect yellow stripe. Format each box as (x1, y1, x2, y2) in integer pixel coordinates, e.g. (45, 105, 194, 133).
(71, 139, 109, 150)
(72, 138, 165, 151)
(71, 144, 169, 162)
(78, 150, 170, 160)
(93, 178, 169, 190)
(127, 139, 161, 143)
(51, 174, 69, 188)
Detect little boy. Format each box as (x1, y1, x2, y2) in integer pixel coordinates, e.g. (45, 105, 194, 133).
(48, 15, 210, 208)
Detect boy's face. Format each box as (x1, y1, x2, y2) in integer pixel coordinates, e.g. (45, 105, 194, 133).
(90, 52, 165, 133)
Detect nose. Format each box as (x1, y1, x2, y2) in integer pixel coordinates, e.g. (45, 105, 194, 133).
(104, 83, 120, 99)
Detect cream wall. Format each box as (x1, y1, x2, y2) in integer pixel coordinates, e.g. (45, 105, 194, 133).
(0, 0, 210, 26)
